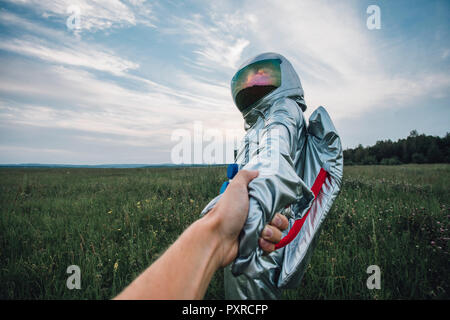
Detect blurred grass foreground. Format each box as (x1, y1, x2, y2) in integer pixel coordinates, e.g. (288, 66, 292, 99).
(0, 164, 448, 299)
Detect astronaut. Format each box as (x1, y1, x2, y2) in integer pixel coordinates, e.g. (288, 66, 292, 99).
(201, 52, 343, 299)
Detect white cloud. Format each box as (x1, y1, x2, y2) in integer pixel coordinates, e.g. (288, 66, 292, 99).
(1, 0, 448, 163)
(0, 10, 140, 76)
(165, 13, 251, 70)
(0, 57, 243, 145)
(178, 0, 450, 121)
(0, 37, 139, 76)
(4, 0, 156, 31)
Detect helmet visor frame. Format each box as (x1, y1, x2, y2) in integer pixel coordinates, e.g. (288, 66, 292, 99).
(231, 58, 282, 112)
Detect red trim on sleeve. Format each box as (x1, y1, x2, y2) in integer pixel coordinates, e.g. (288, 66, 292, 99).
(274, 168, 328, 250)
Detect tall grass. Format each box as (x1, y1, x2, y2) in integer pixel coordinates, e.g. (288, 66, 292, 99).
(0, 164, 448, 299)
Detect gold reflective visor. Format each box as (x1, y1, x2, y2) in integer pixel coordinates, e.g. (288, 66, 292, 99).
(231, 59, 282, 112)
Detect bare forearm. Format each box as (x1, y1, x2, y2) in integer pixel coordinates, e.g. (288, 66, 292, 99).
(114, 170, 260, 300)
(114, 214, 222, 300)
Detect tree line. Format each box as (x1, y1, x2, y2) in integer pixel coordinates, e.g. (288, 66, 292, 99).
(343, 130, 450, 165)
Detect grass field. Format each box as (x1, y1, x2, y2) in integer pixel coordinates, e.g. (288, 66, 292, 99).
(0, 164, 448, 299)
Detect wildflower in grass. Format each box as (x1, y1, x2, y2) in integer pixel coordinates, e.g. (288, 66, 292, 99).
(190, 199, 194, 203)
(107, 210, 112, 214)
(145, 199, 150, 203)
(168, 197, 172, 200)
(114, 261, 119, 272)
(117, 228, 121, 231)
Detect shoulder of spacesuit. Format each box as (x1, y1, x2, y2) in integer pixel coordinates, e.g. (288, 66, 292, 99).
(265, 97, 304, 126)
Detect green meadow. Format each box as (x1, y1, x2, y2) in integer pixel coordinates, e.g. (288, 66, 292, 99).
(0, 164, 448, 299)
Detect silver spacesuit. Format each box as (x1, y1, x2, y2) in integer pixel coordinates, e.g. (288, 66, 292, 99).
(201, 52, 343, 299)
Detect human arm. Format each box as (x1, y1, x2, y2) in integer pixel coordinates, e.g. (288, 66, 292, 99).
(114, 211, 223, 300)
(114, 170, 287, 300)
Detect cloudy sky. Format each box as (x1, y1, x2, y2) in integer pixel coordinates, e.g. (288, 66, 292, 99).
(0, 0, 449, 164)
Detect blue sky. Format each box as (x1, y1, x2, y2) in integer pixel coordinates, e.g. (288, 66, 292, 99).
(0, 0, 449, 164)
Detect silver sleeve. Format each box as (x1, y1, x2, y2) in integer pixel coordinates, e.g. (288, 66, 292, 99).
(231, 100, 314, 277)
(278, 106, 343, 288)
(224, 106, 343, 299)
(202, 104, 343, 299)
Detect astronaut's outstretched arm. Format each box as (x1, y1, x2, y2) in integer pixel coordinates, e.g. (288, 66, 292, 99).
(231, 101, 314, 277)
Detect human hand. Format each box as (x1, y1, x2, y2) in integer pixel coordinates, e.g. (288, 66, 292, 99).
(207, 170, 259, 267)
(208, 170, 290, 267)
(258, 212, 289, 253)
